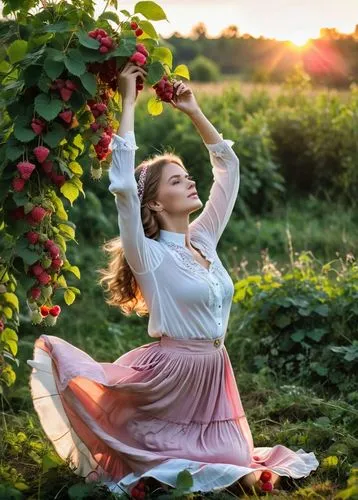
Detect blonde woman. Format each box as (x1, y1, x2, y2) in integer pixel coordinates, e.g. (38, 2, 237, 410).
(27, 61, 319, 496)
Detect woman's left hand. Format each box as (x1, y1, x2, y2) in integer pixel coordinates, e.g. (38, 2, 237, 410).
(170, 80, 200, 116)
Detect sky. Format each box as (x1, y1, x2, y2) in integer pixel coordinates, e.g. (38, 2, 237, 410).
(96, 0, 358, 44)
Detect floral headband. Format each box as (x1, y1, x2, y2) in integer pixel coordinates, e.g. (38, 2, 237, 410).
(137, 164, 149, 203)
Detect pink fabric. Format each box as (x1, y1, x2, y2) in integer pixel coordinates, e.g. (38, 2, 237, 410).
(28, 334, 319, 488)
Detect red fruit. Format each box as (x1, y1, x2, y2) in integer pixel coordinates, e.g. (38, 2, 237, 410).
(52, 174, 66, 187)
(88, 30, 98, 38)
(17, 161, 36, 180)
(96, 103, 107, 113)
(130, 486, 140, 498)
(261, 481, 273, 492)
(65, 80, 77, 91)
(137, 480, 146, 491)
(31, 118, 46, 135)
(99, 45, 109, 54)
(31, 287, 42, 300)
(40, 305, 50, 317)
(130, 51, 146, 66)
(34, 146, 50, 164)
(0, 320, 4, 332)
(51, 257, 63, 270)
(44, 239, 56, 250)
(101, 36, 113, 48)
(49, 245, 60, 258)
(97, 29, 107, 37)
(49, 305, 61, 317)
(59, 110, 73, 123)
(26, 231, 39, 245)
(130, 21, 138, 30)
(12, 177, 26, 192)
(59, 87, 73, 102)
(135, 28, 143, 37)
(54, 79, 65, 89)
(31, 263, 44, 277)
(136, 43, 149, 57)
(41, 161, 53, 174)
(260, 471, 272, 483)
(37, 271, 51, 285)
(29, 206, 47, 224)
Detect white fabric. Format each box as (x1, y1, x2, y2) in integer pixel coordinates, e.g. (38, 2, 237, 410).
(108, 130, 240, 340)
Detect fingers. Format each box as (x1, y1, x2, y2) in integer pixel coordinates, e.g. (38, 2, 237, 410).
(173, 80, 189, 96)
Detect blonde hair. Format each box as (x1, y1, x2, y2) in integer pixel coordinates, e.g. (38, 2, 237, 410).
(97, 152, 186, 317)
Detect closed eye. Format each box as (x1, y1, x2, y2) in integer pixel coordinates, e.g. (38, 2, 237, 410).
(172, 175, 195, 185)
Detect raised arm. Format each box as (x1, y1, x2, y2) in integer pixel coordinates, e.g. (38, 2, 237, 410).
(108, 62, 162, 274)
(169, 81, 240, 247)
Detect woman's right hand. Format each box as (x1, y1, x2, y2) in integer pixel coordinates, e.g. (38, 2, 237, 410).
(117, 61, 148, 104)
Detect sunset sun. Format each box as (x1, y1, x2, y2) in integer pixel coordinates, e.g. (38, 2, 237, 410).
(289, 30, 311, 47)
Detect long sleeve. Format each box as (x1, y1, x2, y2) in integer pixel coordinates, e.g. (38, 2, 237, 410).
(189, 136, 240, 247)
(108, 131, 163, 275)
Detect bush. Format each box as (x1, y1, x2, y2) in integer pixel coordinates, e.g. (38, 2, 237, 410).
(188, 55, 221, 82)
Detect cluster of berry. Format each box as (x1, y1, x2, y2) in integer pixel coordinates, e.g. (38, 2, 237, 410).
(88, 59, 118, 91)
(50, 79, 77, 102)
(130, 479, 146, 499)
(87, 98, 114, 161)
(88, 28, 115, 54)
(130, 21, 143, 37)
(153, 75, 174, 102)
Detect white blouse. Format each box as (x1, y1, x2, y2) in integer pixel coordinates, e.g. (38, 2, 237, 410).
(108, 130, 240, 340)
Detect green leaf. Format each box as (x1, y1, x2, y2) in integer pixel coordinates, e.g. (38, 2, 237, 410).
(34, 94, 63, 121)
(37, 73, 52, 93)
(64, 49, 86, 76)
(274, 314, 291, 329)
(76, 30, 100, 50)
(64, 288, 76, 305)
(111, 36, 136, 56)
(23, 64, 42, 86)
(0, 60, 11, 73)
(7, 40, 28, 64)
(139, 20, 158, 39)
(43, 123, 67, 148)
(13, 191, 28, 207)
(134, 1, 167, 21)
(6, 141, 24, 161)
(14, 121, 36, 143)
(175, 469, 193, 491)
(41, 22, 71, 33)
(173, 64, 190, 80)
(151, 47, 173, 69)
(99, 12, 120, 24)
(80, 72, 97, 96)
(46, 48, 64, 62)
(44, 57, 64, 79)
(120, 9, 131, 17)
(314, 304, 329, 316)
(147, 60, 165, 85)
(15, 246, 40, 266)
(147, 96, 163, 116)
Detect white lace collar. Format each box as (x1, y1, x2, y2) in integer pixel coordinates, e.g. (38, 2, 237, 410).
(158, 229, 186, 247)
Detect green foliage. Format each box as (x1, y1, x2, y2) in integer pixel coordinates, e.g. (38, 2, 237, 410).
(229, 247, 358, 396)
(188, 55, 221, 82)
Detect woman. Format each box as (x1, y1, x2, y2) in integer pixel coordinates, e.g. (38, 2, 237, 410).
(27, 61, 319, 496)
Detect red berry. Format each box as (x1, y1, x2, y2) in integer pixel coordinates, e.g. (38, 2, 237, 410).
(17, 161, 36, 180)
(59, 87, 73, 102)
(49, 305, 61, 317)
(260, 471, 272, 483)
(130, 51, 146, 66)
(44, 239, 56, 250)
(31, 118, 46, 135)
(51, 257, 63, 270)
(31, 263, 44, 277)
(97, 29, 107, 37)
(54, 79, 65, 89)
(99, 45, 109, 54)
(135, 28, 143, 37)
(261, 481, 273, 492)
(0, 320, 5, 332)
(59, 110, 73, 124)
(26, 231, 39, 244)
(90, 123, 100, 132)
(31, 287, 42, 300)
(49, 245, 60, 258)
(130, 21, 138, 30)
(40, 305, 50, 317)
(101, 36, 113, 48)
(27, 206, 47, 225)
(65, 80, 77, 91)
(52, 174, 66, 187)
(37, 271, 51, 285)
(12, 177, 26, 192)
(136, 43, 149, 57)
(88, 30, 98, 38)
(33, 146, 50, 164)
(11, 206, 25, 220)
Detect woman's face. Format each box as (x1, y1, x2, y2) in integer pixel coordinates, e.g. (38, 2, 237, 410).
(152, 162, 203, 215)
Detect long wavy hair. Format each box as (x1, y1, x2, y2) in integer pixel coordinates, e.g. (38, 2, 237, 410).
(97, 152, 187, 317)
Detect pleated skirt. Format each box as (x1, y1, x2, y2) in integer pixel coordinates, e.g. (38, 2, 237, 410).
(27, 333, 319, 494)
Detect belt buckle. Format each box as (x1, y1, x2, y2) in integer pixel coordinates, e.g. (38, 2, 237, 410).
(214, 338, 221, 348)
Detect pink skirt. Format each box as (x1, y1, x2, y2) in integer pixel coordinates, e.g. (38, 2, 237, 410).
(27, 334, 319, 494)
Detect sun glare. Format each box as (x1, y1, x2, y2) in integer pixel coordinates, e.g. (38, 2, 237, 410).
(289, 30, 311, 47)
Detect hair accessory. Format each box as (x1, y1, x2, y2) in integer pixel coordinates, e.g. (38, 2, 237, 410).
(137, 164, 149, 203)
